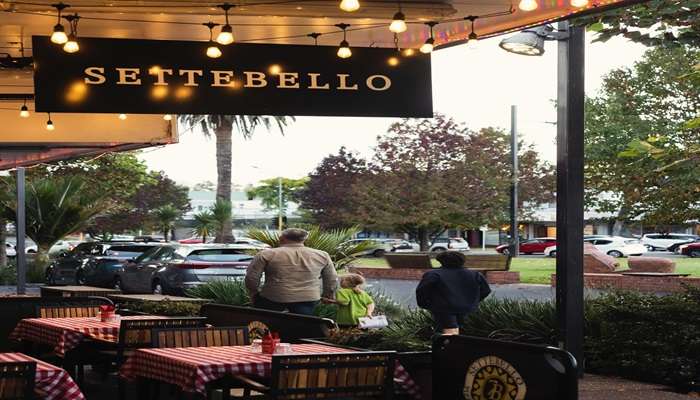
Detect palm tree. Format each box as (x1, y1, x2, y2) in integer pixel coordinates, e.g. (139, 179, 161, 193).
(191, 210, 216, 243)
(179, 115, 295, 243)
(247, 226, 375, 271)
(153, 205, 181, 241)
(210, 199, 232, 239)
(0, 177, 106, 269)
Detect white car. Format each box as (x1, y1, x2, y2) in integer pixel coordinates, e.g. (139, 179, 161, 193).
(429, 237, 470, 252)
(5, 243, 16, 258)
(641, 233, 700, 251)
(544, 236, 647, 258)
(25, 240, 80, 255)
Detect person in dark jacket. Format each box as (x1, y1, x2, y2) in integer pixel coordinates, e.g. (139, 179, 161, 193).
(415, 250, 491, 335)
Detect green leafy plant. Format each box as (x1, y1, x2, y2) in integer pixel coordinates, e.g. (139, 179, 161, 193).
(186, 280, 250, 306)
(121, 300, 202, 316)
(246, 226, 375, 270)
(191, 210, 216, 243)
(152, 205, 181, 241)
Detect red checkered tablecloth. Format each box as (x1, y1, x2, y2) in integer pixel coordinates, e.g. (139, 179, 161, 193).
(0, 353, 85, 400)
(120, 344, 421, 399)
(10, 316, 160, 357)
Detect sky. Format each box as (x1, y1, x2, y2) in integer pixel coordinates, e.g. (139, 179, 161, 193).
(139, 33, 647, 188)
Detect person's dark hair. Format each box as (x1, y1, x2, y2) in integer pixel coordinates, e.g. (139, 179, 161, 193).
(280, 228, 309, 243)
(435, 251, 467, 268)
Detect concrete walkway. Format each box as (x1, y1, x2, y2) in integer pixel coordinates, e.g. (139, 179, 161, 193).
(580, 375, 695, 399)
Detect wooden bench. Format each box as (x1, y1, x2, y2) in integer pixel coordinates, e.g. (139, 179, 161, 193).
(384, 253, 432, 269)
(462, 254, 511, 271)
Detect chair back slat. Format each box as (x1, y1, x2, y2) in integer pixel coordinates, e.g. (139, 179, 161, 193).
(36, 305, 101, 319)
(152, 326, 249, 348)
(117, 317, 206, 359)
(270, 352, 395, 399)
(0, 362, 36, 400)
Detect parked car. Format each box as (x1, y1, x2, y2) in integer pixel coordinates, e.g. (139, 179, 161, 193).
(544, 236, 646, 258)
(390, 241, 420, 253)
(45, 241, 163, 285)
(496, 237, 556, 256)
(5, 243, 16, 258)
(668, 238, 700, 253)
(641, 233, 699, 251)
(116, 244, 257, 295)
(680, 242, 700, 258)
(429, 237, 470, 252)
(79, 243, 165, 287)
(342, 239, 405, 258)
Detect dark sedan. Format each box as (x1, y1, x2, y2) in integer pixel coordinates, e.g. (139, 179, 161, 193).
(115, 244, 256, 295)
(45, 242, 164, 285)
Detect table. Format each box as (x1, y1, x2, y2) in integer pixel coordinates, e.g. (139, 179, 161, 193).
(40, 286, 121, 298)
(120, 344, 421, 399)
(10, 316, 158, 356)
(0, 353, 85, 400)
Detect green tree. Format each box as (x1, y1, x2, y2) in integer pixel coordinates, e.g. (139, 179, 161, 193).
(0, 177, 106, 269)
(246, 177, 308, 214)
(584, 46, 700, 230)
(210, 199, 232, 238)
(179, 115, 295, 243)
(191, 210, 216, 243)
(576, 0, 700, 47)
(152, 205, 181, 241)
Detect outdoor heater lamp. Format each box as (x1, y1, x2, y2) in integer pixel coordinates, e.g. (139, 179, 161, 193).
(499, 25, 568, 56)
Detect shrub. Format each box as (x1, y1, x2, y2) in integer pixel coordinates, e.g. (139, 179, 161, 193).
(186, 280, 250, 306)
(121, 300, 202, 317)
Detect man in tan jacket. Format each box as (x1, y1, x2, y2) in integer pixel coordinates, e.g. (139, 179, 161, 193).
(245, 228, 338, 315)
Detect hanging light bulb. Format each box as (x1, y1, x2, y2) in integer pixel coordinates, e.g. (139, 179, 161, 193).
(336, 23, 352, 59)
(50, 3, 69, 44)
(19, 101, 30, 118)
(339, 0, 360, 12)
(465, 16, 478, 50)
(62, 14, 80, 53)
(118, 113, 127, 120)
(216, 3, 235, 45)
(518, 0, 538, 11)
(203, 22, 223, 58)
(570, 0, 588, 7)
(402, 48, 415, 56)
(46, 113, 54, 131)
(420, 22, 437, 54)
(390, 11, 407, 33)
(163, 114, 172, 121)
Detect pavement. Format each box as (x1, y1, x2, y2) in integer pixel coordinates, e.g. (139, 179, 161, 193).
(580, 375, 697, 399)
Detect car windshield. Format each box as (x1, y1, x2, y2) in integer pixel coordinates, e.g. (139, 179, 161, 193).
(133, 246, 164, 263)
(185, 249, 254, 262)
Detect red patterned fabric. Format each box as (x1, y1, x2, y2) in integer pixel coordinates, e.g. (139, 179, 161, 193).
(120, 344, 421, 399)
(10, 316, 160, 356)
(0, 353, 85, 400)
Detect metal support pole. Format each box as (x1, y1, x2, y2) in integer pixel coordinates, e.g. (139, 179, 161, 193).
(510, 105, 520, 257)
(277, 177, 283, 231)
(556, 20, 585, 379)
(15, 167, 27, 295)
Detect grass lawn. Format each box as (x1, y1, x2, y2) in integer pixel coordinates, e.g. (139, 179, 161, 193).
(353, 256, 700, 284)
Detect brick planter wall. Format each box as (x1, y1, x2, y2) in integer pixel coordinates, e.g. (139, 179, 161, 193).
(550, 273, 700, 293)
(350, 267, 520, 284)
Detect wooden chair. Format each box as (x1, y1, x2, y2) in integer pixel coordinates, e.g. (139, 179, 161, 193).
(116, 317, 207, 362)
(234, 352, 396, 399)
(35, 305, 101, 318)
(152, 326, 249, 348)
(0, 361, 36, 400)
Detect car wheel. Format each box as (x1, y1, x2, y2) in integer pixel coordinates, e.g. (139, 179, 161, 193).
(689, 250, 700, 258)
(75, 271, 86, 285)
(152, 280, 164, 295)
(644, 245, 654, 252)
(548, 250, 557, 258)
(501, 248, 510, 256)
(27, 249, 36, 254)
(113, 277, 123, 291)
(372, 249, 386, 258)
(607, 250, 624, 258)
(432, 247, 447, 253)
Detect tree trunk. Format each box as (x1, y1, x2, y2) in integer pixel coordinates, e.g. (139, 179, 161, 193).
(162, 229, 169, 241)
(0, 218, 6, 268)
(33, 245, 51, 281)
(170, 228, 176, 241)
(215, 123, 235, 243)
(418, 228, 430, 252)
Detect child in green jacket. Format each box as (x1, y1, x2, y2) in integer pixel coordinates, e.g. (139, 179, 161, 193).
(334, 274, 375, 327)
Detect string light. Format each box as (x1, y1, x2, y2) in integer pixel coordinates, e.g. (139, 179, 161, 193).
(403, 48, 415, 56)
(163, 114, 172, 121)
(203, 22, 222, 58)
(389, 10, 407, 33)
(465, 16, 478, 49)
(46, 113, 54, 131)
(50, 3, 69, 44)
(336, 23, 351, 59)
(339, 0, 360, 12)
(118, 113, 127, 120)
(570, 0, 589, 7)
(308, 32, 321, 45)
(19, 100, 29, 118)
(216, 3, 235, 45)
(63, 14, 80, 53)
(420, 22, 437, 53)
(518, 0, 538, 11)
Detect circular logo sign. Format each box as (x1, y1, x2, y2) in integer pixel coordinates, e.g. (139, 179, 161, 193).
(247, 320, 270, 340)
(464, 356, 527, 400)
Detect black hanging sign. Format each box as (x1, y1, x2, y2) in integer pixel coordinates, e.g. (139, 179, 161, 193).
(32, 36, 433, 117)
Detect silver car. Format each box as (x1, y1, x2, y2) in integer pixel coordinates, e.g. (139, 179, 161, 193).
(116, 244, 256, 295)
